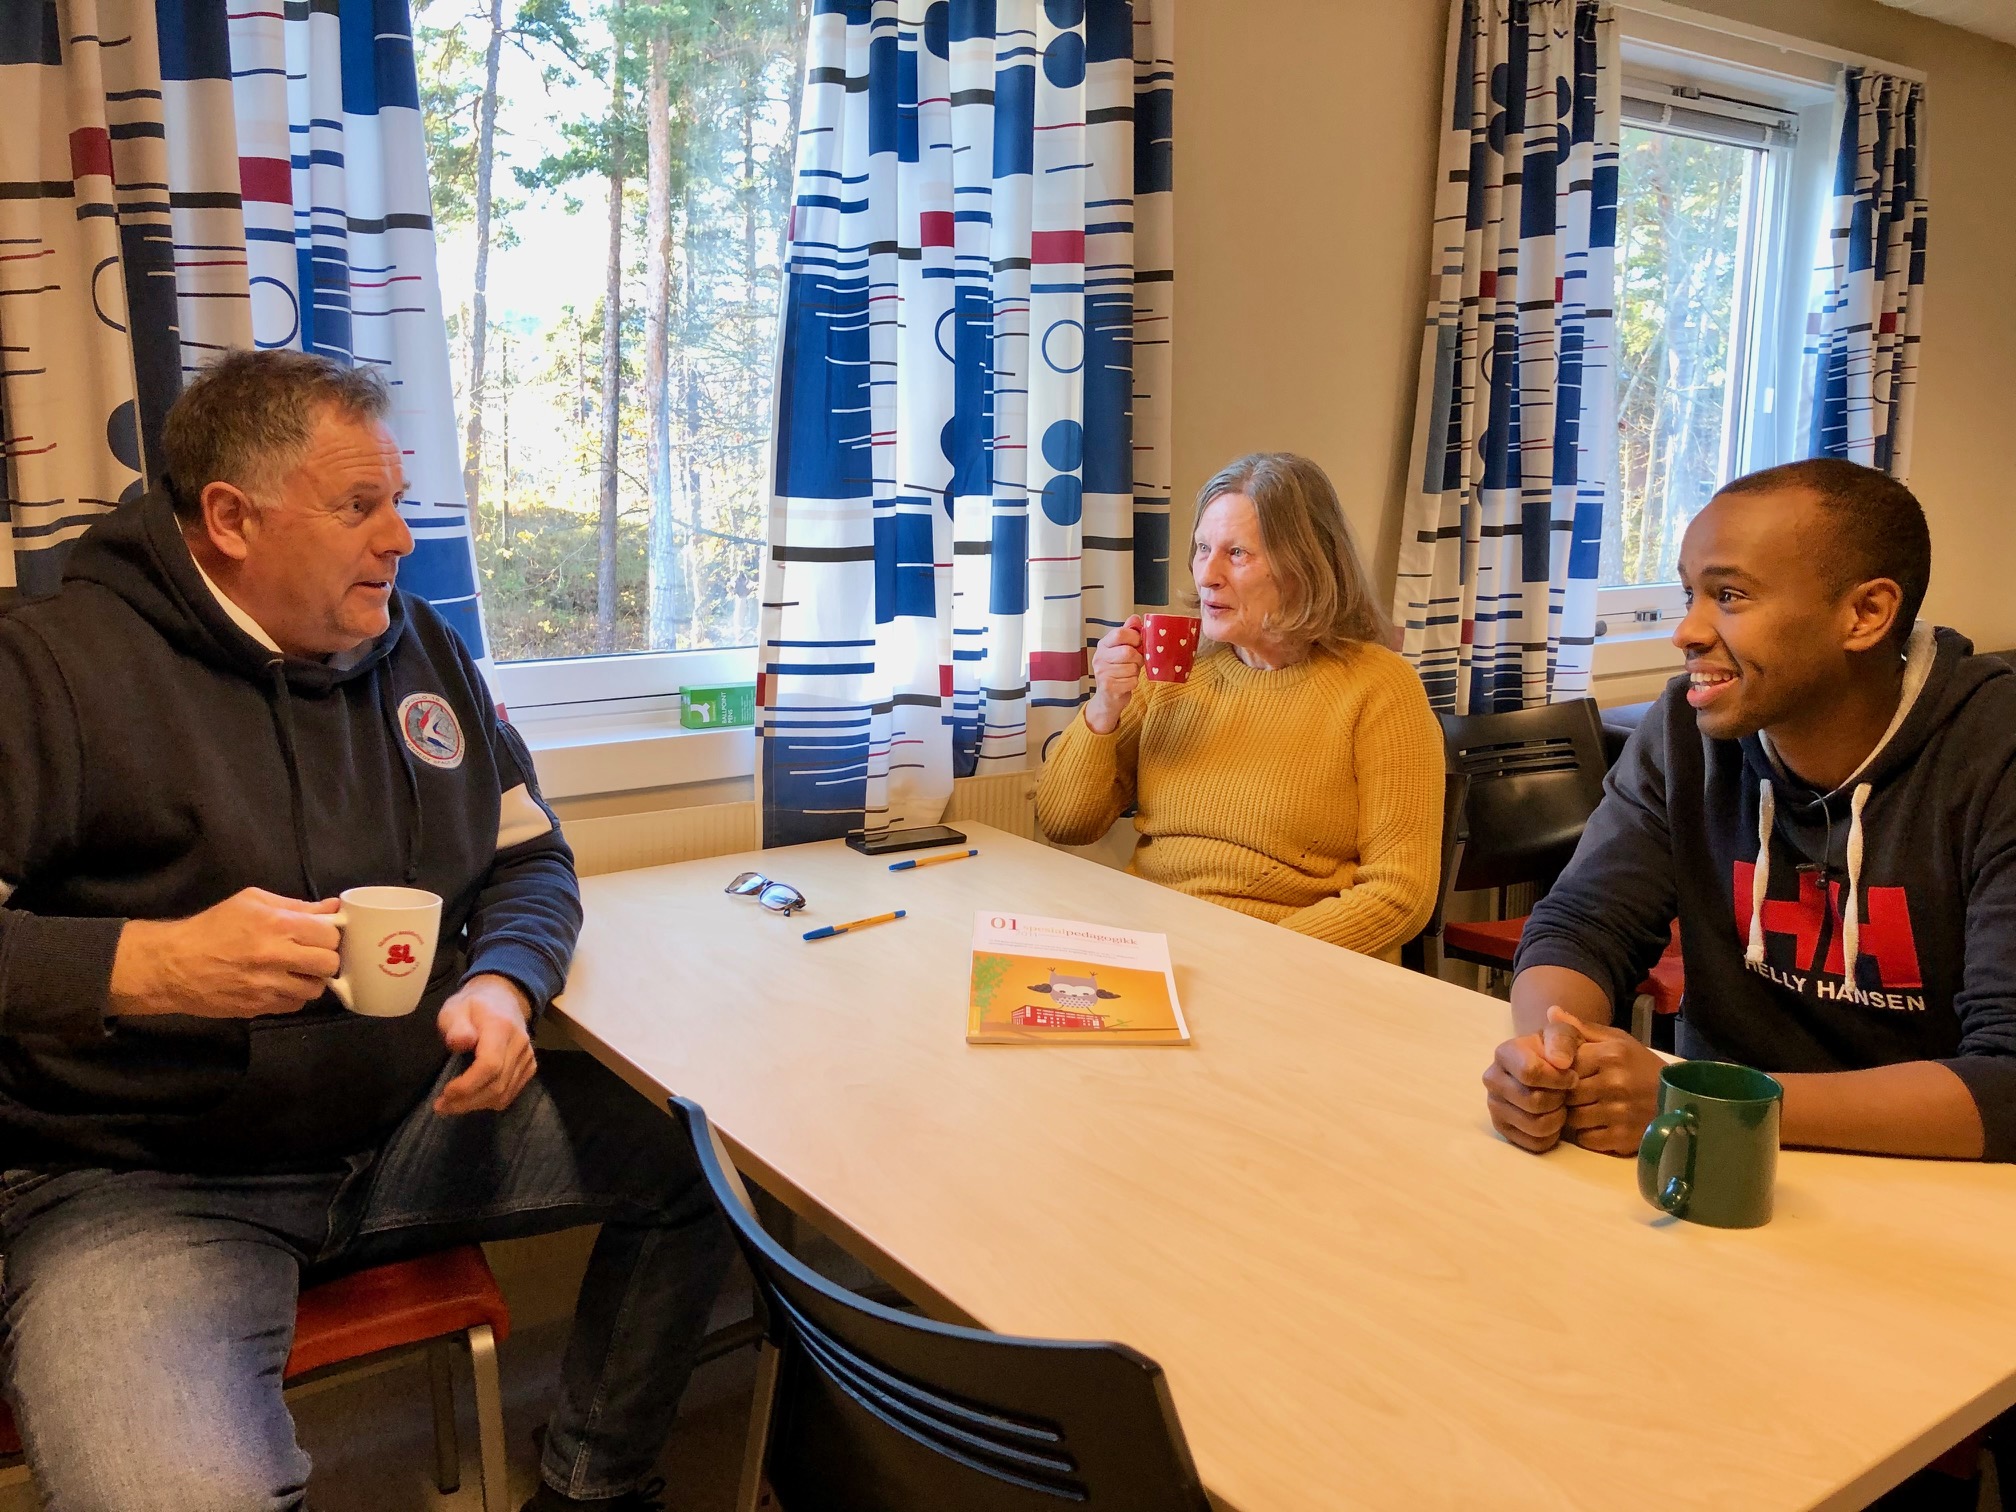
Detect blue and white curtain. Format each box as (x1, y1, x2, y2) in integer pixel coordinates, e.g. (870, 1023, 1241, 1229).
(0, 0, 483, 659)
(758, 0, 1176, 848)
(1394, 0, 1618, 715)
(1805, 68, 1926, 481)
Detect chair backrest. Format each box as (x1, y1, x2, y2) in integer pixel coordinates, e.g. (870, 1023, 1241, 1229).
(1401, 769, 1468, 973)
(669, 1097, 1211, 1512)
(1439, 698, 1608, 895)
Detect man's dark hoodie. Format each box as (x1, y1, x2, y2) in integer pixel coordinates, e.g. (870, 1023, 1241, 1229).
(1517, 625, 2016, 1160)
(0, 489, 581, 1174)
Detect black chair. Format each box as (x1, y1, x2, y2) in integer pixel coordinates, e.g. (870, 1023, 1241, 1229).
(1436, 699, 1609, 973)
(1598, 699, 1655, 768)
(1401, 768, 1468, 976)
(668, 1097, 1212, 1512)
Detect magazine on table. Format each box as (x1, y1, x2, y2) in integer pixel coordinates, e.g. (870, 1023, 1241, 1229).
(967, 911, 1190, 1045)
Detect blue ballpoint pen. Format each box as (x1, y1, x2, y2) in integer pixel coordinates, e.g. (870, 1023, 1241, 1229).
(888, 848, 979, 871)
(803, 909, 906, 941)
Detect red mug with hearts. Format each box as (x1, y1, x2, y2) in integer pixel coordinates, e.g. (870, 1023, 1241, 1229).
(1141, 613, 1203, 683)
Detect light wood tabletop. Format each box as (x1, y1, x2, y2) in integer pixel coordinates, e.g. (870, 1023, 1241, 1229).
(553, 823, 2016, 1512)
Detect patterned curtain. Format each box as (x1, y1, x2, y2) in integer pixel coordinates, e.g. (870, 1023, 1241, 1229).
(1804, 68, 1926, 480)
(0, 0, 485, 661)
(758, 0, 1175, 848)
(1393, 0, 1618, 716)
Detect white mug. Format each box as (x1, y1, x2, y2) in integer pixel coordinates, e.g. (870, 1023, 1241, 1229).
(329, 886, 443, 1017)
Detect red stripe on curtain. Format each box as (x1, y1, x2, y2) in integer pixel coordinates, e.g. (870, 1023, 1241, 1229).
(1030, 229, 1084, 265)
(69, 128, 114, 180)
(238, 156, 292, 203)
(1028, 649, 1086, 682)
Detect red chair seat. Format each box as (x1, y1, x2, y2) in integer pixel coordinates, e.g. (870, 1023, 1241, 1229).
(0, 1247, 509, 1460)
(1440, 916, 1526, 964)
(1639, 924, 1685, 1017)
(288, 1247, 510, 1377)
(1443, 917, 1685, 1017)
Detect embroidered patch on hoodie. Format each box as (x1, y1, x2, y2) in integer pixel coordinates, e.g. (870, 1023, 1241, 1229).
(399, 692, 466, 770)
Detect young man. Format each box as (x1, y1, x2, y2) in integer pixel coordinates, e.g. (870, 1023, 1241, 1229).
(1483, 458, 2016, 1165)
(0, 350, 728, 1511)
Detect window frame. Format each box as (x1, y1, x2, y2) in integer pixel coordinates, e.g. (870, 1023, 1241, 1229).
(1596, 19, 1842, 659)
(491, 645, 757, 719)
(431, 8, 792, 770)
(490, 646, 761, 802)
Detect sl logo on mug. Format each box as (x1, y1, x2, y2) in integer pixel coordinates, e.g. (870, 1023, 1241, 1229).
(330, 887, 443, 1017)
(380, 933, 424, 976)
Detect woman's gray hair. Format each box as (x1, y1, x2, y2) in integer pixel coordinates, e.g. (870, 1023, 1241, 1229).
(162, 348, 391, 518)
(1191, 452, 1393, 654)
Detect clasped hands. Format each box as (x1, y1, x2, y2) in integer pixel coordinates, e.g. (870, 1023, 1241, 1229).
(1483, 1006, 1665, 1155)
(108, 886, 535, 1116)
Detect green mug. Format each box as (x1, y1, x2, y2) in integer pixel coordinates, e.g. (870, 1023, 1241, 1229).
(1636, 1061, 1783, 1229)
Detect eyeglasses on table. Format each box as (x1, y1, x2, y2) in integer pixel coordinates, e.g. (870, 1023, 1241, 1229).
(724, 871, 807, 915)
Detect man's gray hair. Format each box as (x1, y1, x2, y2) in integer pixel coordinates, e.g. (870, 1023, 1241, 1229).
(162, 348, 392, 520)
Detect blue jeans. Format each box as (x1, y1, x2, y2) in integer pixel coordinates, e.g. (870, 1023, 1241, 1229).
(0, 1050, 732, 1510)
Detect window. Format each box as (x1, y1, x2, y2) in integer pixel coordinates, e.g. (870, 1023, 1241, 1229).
(414, 2, 806, 720)
(1597, 18, 1841, 645)
(1609, 117, 1774, 592)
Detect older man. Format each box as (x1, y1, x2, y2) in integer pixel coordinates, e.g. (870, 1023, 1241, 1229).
(0, 349, 729, 1511)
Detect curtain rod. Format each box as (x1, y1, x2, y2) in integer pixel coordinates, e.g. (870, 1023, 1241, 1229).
(1612, 0, 1929, 85)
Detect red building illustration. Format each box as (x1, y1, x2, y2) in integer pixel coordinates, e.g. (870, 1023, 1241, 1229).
(1011, 1004, 1107, 1031)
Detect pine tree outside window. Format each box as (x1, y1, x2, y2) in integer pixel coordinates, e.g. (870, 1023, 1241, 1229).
(415, 0, 804, 749)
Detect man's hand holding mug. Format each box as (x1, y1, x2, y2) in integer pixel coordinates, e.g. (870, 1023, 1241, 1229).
(110, 883, 532, 1116)
(110, 887, 343, 1019)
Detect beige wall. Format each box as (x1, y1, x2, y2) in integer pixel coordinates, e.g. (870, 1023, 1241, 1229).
(552, 776, 749, 826)
(1172, 0, 2016, 656)
(1172, 0, 1445, 594)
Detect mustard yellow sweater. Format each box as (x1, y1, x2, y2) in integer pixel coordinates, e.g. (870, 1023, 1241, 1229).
(1035, 642, 1445, 959)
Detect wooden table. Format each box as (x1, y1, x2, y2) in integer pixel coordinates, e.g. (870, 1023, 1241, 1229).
(553, 823, 2016, 1511)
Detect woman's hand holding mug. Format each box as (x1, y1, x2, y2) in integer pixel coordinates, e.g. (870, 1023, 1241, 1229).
(1084, 616, 1146, 735)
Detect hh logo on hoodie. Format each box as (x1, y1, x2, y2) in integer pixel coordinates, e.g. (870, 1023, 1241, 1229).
(1733, 860, 1926, 1009)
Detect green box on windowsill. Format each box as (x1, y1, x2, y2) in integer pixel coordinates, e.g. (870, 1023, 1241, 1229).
(680, 683, 757, 730)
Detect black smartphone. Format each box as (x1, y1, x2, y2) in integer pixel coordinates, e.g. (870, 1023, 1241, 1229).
(846, 825, 968, 857)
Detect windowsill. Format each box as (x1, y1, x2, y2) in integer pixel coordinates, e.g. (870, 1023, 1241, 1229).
(509, 630, 1684, 799)
(492, 647, 762, 801)
(1592, 624, 1684, 705)
(516, 706, 756, 801)
(1593, 624, 1684, 673)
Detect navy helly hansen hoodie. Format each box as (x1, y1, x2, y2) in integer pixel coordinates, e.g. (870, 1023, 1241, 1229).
(1517, 625, 2016, 1160)
(0, 489, 581, 1174)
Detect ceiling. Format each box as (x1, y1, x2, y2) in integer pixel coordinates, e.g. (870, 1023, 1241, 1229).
(1870, 0, 2016, 49)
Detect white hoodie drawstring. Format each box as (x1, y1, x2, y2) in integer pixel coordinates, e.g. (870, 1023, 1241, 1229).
(1743, 623, 1932, 983)
(1745, 779, 1775, 966)
(1841, 783, 1871, 983)
(1745, 776, 1875, 980)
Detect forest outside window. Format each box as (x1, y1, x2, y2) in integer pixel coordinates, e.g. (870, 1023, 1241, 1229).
(416, 0, 807, 718)
(1598, 18, 1840, 646)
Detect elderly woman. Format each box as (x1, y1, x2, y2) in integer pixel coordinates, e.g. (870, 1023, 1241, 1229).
(1036, 452, 1444, 960)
